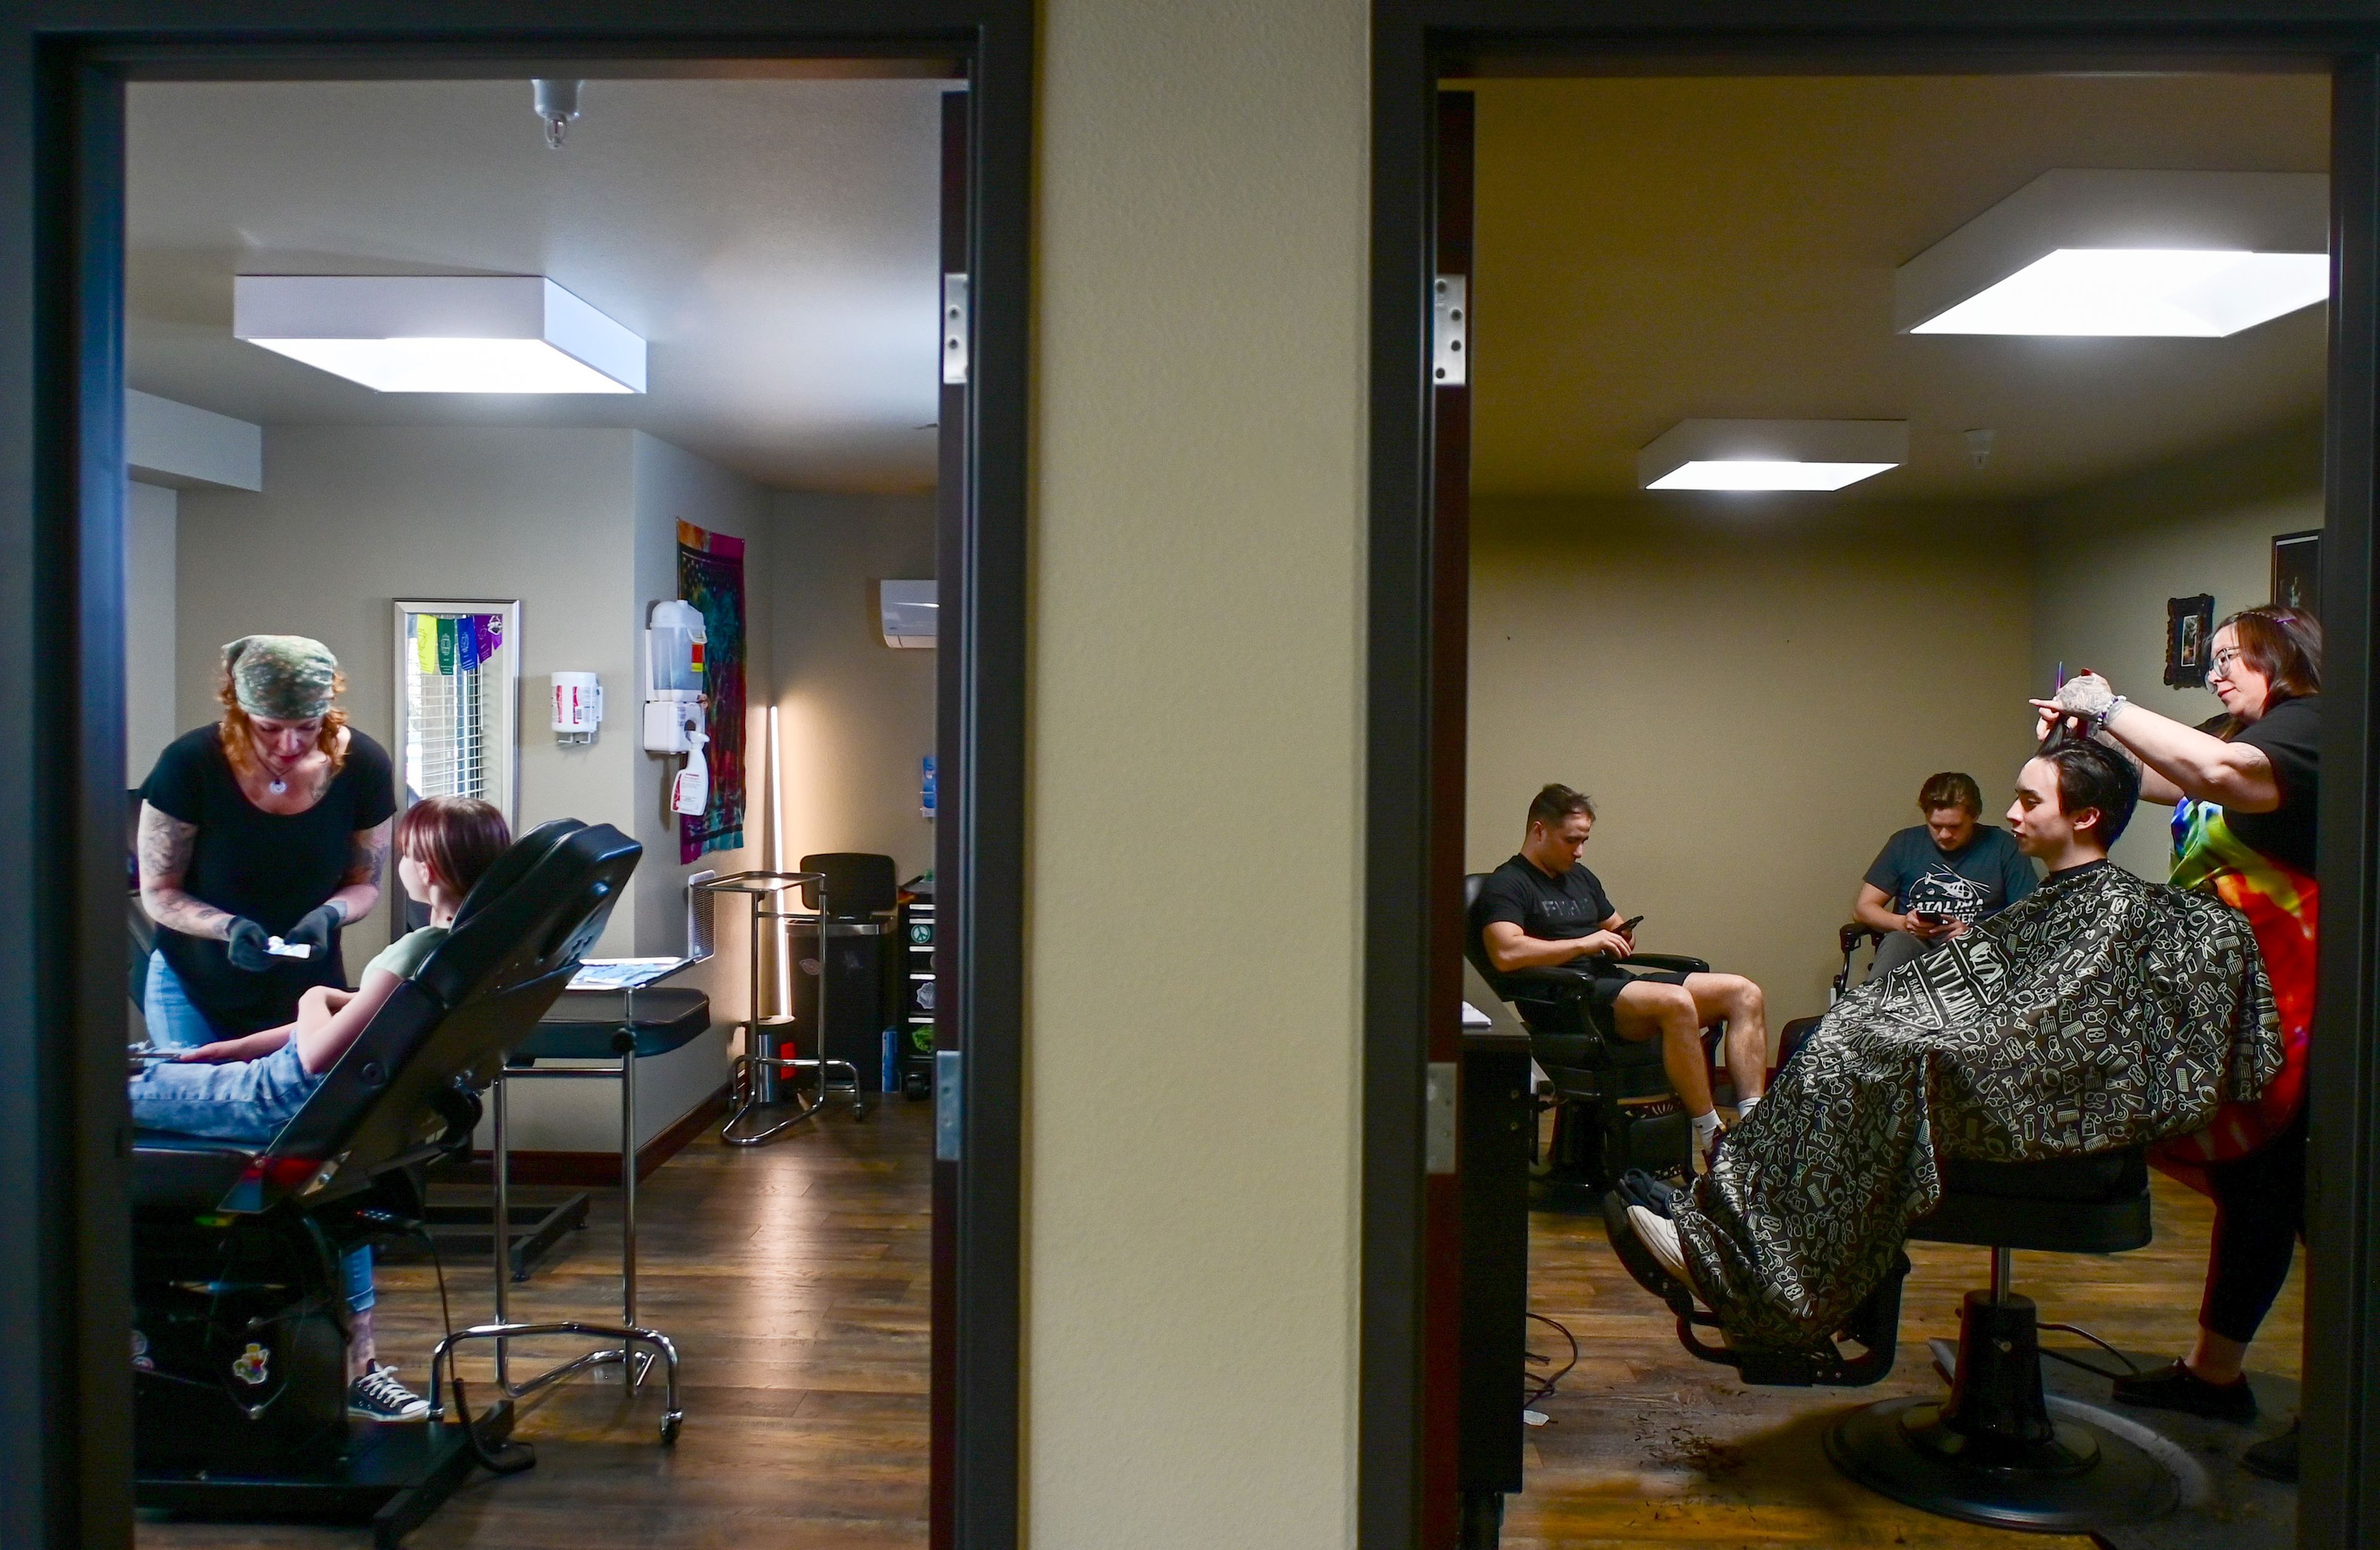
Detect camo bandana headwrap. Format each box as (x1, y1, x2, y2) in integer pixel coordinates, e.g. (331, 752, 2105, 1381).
(222, 635, 338, 721)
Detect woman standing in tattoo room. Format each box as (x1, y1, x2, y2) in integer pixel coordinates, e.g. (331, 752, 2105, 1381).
(134, 635, 421, 1420)
(137, 635, 394, 1052)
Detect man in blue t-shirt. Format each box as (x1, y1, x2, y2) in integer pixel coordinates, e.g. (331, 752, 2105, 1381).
(1853, 770, 2040, 979)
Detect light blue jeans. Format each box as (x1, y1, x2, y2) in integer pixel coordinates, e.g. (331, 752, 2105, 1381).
(142, 954, 223, 1051)
(131, 966, 374, 1316)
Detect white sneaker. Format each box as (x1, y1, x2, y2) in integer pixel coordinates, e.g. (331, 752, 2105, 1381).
(1629, 1205, 1693, 1287)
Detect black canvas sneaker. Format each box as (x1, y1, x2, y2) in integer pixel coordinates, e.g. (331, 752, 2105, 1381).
(349, 1362, 431, 1422)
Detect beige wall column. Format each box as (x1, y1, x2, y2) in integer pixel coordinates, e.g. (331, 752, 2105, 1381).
(1030, 3, 1370, 1545)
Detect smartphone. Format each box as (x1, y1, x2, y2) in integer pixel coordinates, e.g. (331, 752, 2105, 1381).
(1911, 910, 1952, 927)
(1618, 914, 1646, 933)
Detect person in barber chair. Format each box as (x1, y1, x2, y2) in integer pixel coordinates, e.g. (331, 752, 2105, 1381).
(1474, 783, 1771, 1172)
(132, 796, 512, 1422)
(1620, 738, 2282, 1360)
(1852, 771, 2038, 979)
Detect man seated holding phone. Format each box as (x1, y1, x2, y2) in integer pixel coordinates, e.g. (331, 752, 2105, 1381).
(1853, 770, 2039, 980)
(1474, 784, 1770, 1171)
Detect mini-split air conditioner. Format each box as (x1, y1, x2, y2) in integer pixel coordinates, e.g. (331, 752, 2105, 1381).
(881, 580, 937, 649)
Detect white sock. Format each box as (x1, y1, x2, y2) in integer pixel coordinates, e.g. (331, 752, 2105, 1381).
(1735, 1094, 1760, 1120)
(1690, 1110, 1722, 1145)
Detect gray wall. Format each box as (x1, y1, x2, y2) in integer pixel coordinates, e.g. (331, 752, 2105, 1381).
(126, 478, 178, 786)
(770, 490, 938, 881)
(2030, 416, 2324, 878)
(176, 425, 640, 961)
(173, 425, 780, 1151)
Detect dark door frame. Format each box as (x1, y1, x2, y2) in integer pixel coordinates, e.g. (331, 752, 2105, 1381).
(0, 7, 1029, 1549)
(1368, 7, 2380, 1548)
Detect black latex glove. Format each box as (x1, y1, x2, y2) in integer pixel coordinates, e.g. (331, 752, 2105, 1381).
(224, 917, 276, 972)
(286, 903, 345, 956)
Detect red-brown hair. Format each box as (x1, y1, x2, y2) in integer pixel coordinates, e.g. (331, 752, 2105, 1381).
(216, 667, 351, 778)
(395, 796, 512, 897)
(2217, 605, 2322, 734)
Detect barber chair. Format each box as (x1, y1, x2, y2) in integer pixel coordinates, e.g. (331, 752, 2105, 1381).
(132, 820, 679, 1546)
(1607, 1150, 2177, 1531)
(1827, 1151, 2177, 1531)
(1461, 873, 1729, 1199)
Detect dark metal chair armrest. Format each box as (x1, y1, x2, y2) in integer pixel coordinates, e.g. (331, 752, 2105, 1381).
(1838, 922, 1885, 955)
(1620, 952, 1709, 975)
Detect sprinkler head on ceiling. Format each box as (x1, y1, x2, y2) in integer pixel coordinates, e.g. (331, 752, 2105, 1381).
(532, 79, 583, 149)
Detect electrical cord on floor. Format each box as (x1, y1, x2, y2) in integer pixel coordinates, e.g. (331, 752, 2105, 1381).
(2035, 1319, 2144, 1383)
(1523, 1311, 1579, 1410)
(358, 1207, 537, 1476)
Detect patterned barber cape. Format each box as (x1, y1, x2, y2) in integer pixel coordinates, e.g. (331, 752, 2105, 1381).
(1675, 861, 2281, 1351)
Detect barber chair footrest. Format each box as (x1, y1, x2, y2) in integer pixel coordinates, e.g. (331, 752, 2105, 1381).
(1602, 1191, 1905, 1388)
(136, 1404, 516, 1550)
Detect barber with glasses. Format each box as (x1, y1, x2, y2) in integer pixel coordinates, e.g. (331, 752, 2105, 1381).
(2034, 604, 2321, 1482)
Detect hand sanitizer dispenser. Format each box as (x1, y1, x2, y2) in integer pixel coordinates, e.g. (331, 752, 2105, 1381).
(643, 599, 706, 752)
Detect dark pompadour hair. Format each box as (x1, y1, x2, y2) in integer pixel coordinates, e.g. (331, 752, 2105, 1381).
(2037, 733, 2140, 848)
(1526, 783, 1596, 830)
(1916, 771, 1983, 817)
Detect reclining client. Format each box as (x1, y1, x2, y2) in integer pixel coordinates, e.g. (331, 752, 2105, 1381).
(1475, 783, 1771, 1171)
(1621, 737, 2283, 1355)
(131, 795, 512, 1421)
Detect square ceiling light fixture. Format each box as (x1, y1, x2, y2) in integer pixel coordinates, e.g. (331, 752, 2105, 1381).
(233, 275, 646, 393)
(1897, 169, 2329, 337)
(1638, 418, 1908, 492)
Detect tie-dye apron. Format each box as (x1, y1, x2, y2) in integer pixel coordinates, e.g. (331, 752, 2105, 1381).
(2151, 797, 2315, 1186)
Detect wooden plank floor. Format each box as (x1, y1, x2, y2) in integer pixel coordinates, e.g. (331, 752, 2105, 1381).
(139, 1099, 935, 1550)
(138, 1098, 2304, 1548)
(1504, 1172, 2305, 1548)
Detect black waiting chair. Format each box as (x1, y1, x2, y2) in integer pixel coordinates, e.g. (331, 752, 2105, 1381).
(1461, 872, 1731, 1195)
(1608, 1148, 2177, 1530)
(131, 819, 677, 1543)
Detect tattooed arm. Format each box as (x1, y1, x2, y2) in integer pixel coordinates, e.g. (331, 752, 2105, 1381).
(322, 820, 390, 926)
(137, 801, 235, 940)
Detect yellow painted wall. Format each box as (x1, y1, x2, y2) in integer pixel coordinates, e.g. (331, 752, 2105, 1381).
(2030, 416, 2324, 879)
(1031, 1, 1368, 1543)
(1468, 498, 2040, 1022)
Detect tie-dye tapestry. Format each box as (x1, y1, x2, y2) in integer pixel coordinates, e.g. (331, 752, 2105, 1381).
(677, 521, 746, 863)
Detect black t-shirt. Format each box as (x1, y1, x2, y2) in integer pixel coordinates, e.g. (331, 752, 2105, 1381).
(141, 725, 395, 1035)
(1471, 854, 1616, 983)
(2225, 694, 2320, 878)
(1861, 824, 2038, 924)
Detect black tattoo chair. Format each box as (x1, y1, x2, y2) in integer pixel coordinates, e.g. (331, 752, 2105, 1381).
(131, 819, 676, 1548)
(1607, 1150, 2177, 1532)
(1461, 873, 1734, 1198)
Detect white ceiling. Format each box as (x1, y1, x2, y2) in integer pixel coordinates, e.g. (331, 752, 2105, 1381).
(126, 77, 948, 494)
(1473, 74, 2332, 503)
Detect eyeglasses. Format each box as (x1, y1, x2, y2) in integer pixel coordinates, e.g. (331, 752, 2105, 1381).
(2205, 646, 2246, 686)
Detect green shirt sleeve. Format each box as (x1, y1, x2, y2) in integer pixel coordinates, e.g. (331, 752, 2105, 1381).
(363, 925, 447, 982)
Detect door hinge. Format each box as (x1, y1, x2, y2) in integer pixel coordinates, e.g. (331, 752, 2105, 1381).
(935, 1049, 963, 1161)
(1432, 275, 1467, 387)
(1425, 1060, 1458, 1174)
(942, 273, 970, 385)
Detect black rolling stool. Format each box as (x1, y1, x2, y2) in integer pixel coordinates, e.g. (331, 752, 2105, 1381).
(1826, 1150, 2181, 1533)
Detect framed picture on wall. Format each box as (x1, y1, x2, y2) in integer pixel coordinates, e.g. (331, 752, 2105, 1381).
(2272, 529, 2321, 615)
(2165, 593, 2215, 689)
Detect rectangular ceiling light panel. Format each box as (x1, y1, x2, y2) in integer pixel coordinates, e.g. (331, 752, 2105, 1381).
(1897, 170, 2329, 338)
(234, 275, 646, 393)
(1638, 419, 1908, 493)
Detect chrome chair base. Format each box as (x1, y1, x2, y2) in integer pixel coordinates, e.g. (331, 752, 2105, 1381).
(430, 1321, 682, 1445)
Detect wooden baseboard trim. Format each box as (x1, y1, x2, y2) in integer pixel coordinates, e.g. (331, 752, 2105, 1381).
(453, 1083, 732, 1187)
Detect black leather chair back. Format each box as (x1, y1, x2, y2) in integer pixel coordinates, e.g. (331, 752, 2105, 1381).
(233, 820, 640, 1210)
(800, 851, 899, 918)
